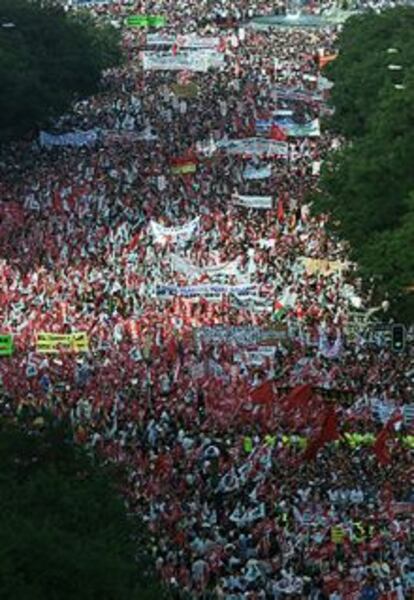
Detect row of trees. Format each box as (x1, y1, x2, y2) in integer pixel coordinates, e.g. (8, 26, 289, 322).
(0, 412, 165, 599)
(312, 8, 414, 320)
(0, 0, 122, 142)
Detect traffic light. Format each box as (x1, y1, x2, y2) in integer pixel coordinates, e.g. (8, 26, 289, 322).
(392, 324, 406, 352)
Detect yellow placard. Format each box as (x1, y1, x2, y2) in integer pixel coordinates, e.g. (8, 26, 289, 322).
(36, 332, 89, 354)
(171, 162, 197, 175)
(331, 525, 345, 544)
(171, 82, 199, 98)
(302, 257, 347, 276)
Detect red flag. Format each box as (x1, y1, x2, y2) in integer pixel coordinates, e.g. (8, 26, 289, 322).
(270, 123, 288, 141)
(373, 426, 391, 466)
(284, 384, 313, 412)
(217, 37, 227, 53)
(125, 232, 141, 253)
(277, 197, 285, 223)
(304, 406, 339, 461)
(250, 380, 274, 405)
(373, 412, 402, 466)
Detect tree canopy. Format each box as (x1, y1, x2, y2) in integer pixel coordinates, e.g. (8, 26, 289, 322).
(312, 8, 414, 320)
(325, 7, 414, 138)
(0, 0, 122, 142)
(0, 415, 165, 600)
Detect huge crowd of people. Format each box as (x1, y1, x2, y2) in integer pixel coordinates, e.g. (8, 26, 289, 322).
(0, 0, 412, 598)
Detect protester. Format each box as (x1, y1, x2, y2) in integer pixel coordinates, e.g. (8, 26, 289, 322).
(0, 0, 412, 598)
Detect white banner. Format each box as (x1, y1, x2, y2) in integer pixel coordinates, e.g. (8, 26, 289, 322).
(150, 217, 199, 244)
(235, 346, 276, 366)
(216, 138, 288, 157)
(142, 50, 224, 72)
(230, 292, 274, 313)
(155, 283, 257, 299)
(256, 117, 320, 138)
(233, 194, 273, 209)
(146, 34, 220, 49)
(243, 164, 271, 180)
(195, 326, 288, 346)
(101, 127, 158, 143)
(170, 254, 245, 280)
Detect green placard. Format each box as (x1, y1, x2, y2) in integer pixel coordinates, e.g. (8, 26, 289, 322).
(148, 15, 166, 27)
(0, 334, 14, 357)
(126, 15, 166, 28)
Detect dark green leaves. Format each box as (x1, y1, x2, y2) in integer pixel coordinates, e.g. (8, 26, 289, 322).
(0, 419, 164, 600)
(0, 0, 123, 142)
(312, 7, 414, 321)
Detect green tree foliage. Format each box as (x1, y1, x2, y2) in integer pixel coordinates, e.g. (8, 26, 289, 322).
(0, 416, 165, 600)
(0, 0, 122, 141)
(312, 8, 414, 320)
(326, 7, 414, 138)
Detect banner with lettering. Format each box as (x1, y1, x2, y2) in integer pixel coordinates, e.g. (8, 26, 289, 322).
(39, 129, 99, 148)
(232, 194, 273, 209)
(235, 346, 276, 366)
(36, 332, 89, 354)
(230, 292, 274, 313)
(150, 217, 200, 244)
(155, 283, 257, 299)
(146, 34, 220, 48)
(243, 164, 271, 180)
(195, 325, 288, 346)
(273, 86, 324, 103)
(0, 334, 14, 357)
(216, 138, 288, 157)
(170, 254, 245, 280)
(256, 117, 320, 137)
(142, 50, 224, 72)
(101, 128, 158, 144)
(301, 257, 348, 275)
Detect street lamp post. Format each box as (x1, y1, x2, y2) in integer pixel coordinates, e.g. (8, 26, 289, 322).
(385, 48, 405, 90)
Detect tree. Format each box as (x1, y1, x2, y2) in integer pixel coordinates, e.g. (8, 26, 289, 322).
(325, 7, 414, 138)
(0, 0, 123, 142)
(0, 416, 165, 600)
(312, 8, 414, 320)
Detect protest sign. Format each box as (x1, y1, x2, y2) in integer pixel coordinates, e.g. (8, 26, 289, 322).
(194, 325, 287, 346)
(256, 117, 320, 137)
(171, 82, 199, 98)
(235, 347, 276, 366)
(331, 526, 345, 544)
(101, 128, 158, 144)
(143, 50, 224, 72)
(0, 334, 14, 357)
(273, 86, 324, 103)
(36, 332, 89, 354)
(232, 194, 273, 209)
(243, 164, 271, 180)
(170, 254, 245, 280)
(230, 291, 274, 313)
(39, 129, 99, 148)
(126, 15, 166, 28)
(171, 159, 197, 175)
(216, 138, 288, 157)
(156, 284, 257, 300)
(146, 34, 220, 48)
(150, 218, 200, 244)
(301, 257, 348, 275)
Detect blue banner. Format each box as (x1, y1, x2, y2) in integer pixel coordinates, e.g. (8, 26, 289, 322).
(39, 129, 99, 148)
